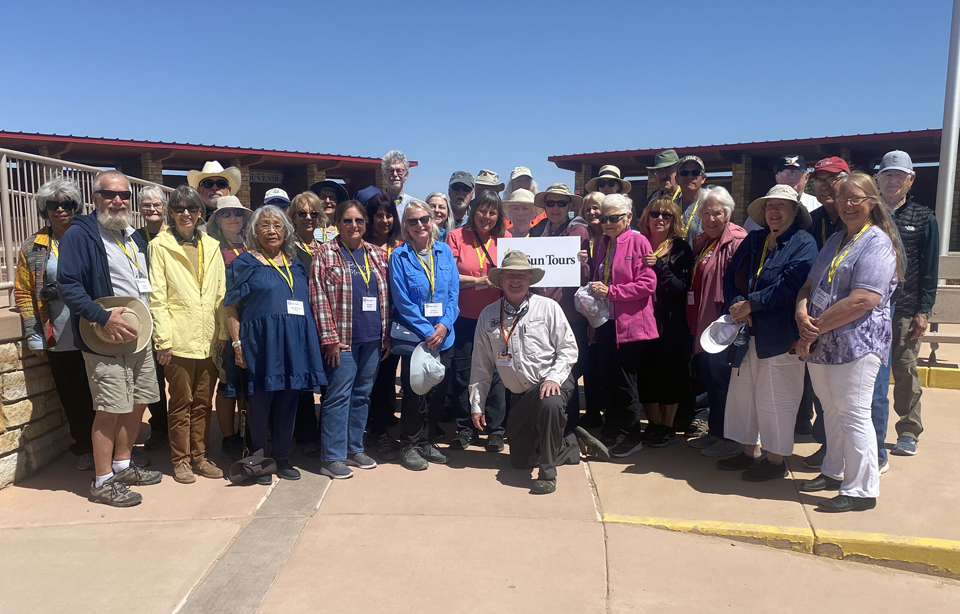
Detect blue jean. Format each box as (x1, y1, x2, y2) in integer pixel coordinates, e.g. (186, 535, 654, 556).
(321, 340, 381, 462)
(698, 351, 731, 439)
(868, 305, 894, 464)
(249, 389, 301, 461)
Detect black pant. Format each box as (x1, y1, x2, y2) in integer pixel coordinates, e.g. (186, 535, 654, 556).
(367, 352, 400, 437)
(293, 390, 320, 444)
(399, 349, 452, 446)
(46, 350, 95, 456)
(507, 375, 580, 480)
(450, 317, 506, 436)
(147, 351, 168, 433)
(596, 321, 643, 438)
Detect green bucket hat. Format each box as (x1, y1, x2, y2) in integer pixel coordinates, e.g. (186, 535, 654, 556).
(646, 149, 681, 171)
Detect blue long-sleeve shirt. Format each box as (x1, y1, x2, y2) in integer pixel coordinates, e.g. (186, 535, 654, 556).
(723, 219, 817, 359)
(389, 241, 460, 353)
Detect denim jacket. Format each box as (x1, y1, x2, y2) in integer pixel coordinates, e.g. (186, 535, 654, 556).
(389, 241, 460, 352)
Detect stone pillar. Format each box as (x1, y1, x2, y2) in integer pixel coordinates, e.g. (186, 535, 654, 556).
(646, 176, 658, 199)
(730, 154, 753, 226)
(306, 163, 326, 188)
(575, 163, 592, 196)
(230, 158, 251, 208)
(374, 168, 386, 190)
(140, 153, 163, 185)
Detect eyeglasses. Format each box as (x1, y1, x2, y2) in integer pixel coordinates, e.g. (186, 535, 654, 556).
(199, 179, 230, 190)
(298, 211, 320, 219)
(387, 169, 407, 177)
(595, 179, 620, 189)
(450, 183, 472, 192)
(678, 169, 703, 177)
(217, 209, 247, 219)
(341, 217, 366, 226)
(45, 200, 78, 212)
(836, 196, 872, 206)
(139, 201, 163, 210)
(170, 205, 201, 214)
(648, 210, 674, 220)
(598, 213, 627, 224)
(544, 199, 570, 208)
(96, 190, 131, 201)
(405, 215, 431, 227)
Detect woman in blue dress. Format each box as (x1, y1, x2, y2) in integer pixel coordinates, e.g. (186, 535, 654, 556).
(225, 205, 325, 483)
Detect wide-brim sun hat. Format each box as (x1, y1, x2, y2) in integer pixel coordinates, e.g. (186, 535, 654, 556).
(79, 296, 153, 356)
(747, 184, 812, 230)
(504, 188, 535, 204)
(410, 342, 446, 395)
(534, 183, 583, 209)
(309, 180, 350, 203)
(475, 169, 505, 192)
(488, 250, 545, 288)
(646, 149, 681, 171)
(700, 314, 743, 354)
(187, 161, 242, 194)
(585, 165, 632, 195)
(213, 195, 253, 221)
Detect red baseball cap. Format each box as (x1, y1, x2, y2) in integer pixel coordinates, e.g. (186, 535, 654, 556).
(812, 157, 850, 176)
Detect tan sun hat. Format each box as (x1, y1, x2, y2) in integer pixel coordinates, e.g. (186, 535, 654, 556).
(488, 250, 545, 288)
(747, 184, 812, 230)
(504, 188, 535, 204)
(79, 297, 153, 356)
(534, 183, 583, 209)
(188, 161, 242, 194)
(585, 165, 632, 194)
(475, 169, 505, 192)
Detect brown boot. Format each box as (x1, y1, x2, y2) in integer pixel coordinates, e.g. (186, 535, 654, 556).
(192, 457, 224, 479)
(173, 459, 196, 484)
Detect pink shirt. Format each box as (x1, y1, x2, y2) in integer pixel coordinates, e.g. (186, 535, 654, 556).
(447, 227, 511, 320)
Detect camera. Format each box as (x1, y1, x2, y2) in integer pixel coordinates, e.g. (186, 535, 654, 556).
(38, 284, 59, 301)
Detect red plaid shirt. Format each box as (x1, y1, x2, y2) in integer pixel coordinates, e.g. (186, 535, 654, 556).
(309, 239, 390, 347)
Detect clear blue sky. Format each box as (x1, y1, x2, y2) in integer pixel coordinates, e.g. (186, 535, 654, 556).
(0, 1, 953, 198)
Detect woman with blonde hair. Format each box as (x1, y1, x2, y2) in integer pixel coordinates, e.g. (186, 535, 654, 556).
(288, 191, 328, 269)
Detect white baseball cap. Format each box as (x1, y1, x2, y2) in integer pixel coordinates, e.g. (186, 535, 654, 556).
(264, 188, 290, 206)
(700, 314, 745, 354)
(510, 166, 533, 180)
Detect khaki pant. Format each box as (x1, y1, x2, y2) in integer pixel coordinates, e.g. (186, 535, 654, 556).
(166, 356, 217, 464)
(891, 315, 923, 439)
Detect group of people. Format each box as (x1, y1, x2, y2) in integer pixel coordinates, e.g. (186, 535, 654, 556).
(13, 146, 936, 509)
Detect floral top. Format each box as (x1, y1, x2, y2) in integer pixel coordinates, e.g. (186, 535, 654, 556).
(802, 225, 898, 366)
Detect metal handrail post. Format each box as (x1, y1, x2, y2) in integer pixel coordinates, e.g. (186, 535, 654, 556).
(937, 0, 960, 256)
(0, 153, 17, 304)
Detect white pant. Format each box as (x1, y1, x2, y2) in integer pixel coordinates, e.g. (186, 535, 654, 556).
(724, 342, 805, 456)
(808, 354, 881, 498)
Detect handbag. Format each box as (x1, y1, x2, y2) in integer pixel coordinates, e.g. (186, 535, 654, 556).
(390, 320, 421, 356)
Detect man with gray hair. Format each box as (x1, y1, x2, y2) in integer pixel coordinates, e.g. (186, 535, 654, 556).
(382, 150, 414, 218)
(59, 170, 163, 507)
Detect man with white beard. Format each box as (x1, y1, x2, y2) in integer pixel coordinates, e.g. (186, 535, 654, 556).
(58, 170, 163, 507)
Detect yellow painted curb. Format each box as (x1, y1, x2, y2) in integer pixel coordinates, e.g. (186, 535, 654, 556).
(603, 514, 960, 579)
(927, 366, 960, 389)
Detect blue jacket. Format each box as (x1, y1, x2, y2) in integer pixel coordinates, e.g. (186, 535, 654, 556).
(389, 241, 460, 353)
(723, 219, 816, 359)
(57, 213, 150, 355)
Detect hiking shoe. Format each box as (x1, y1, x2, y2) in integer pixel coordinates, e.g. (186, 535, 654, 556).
(114, 464, 162, 486)
(346, 452, 377, 469)
(173, 459, 196, 484)
(321, 460, 354, 480)
(485, 433, 504, 453)
(801, 474, 843, 492)
(221, 433, 245, 461)
(742, 458, 788, 482)
(76, 453, 94, 471)
(803, 445, 826, 468)
(375, 434, 401, 461)
(702, 438, 744, 458)
(276, 459, 301, 480)
(817, 495, 877, 513)
(687, 433, 719, 449)
(89, 477, 142, 507)
(879, 458, 890, 475)
(400, 446, 428, 471)
(530, 478, 557, 495)
(574, 426, 611, 461)
(686, 417, 709, 438)
(648, 427, 678, 448)
(610, 437, 643, 458)
(192, 457, 223, 479)
(419, 443, 449, 464)
(717, 452, 760, 471)
(578, 412, 604, 429)
(131, 447, 150, 468)
(891, 435, 917, 456)
(144, 430, 168, 450)
(448, 430, 473, 451)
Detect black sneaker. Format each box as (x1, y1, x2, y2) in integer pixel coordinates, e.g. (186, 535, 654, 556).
(400, 446, 428, 471)
(89, 477, 142, 507)
(485, 433, 504, 453)
(648, 426, 678, 448)
(375, 434, 401, 461)
(530, 478, 557, 495)
(638, 423, 659, 442)
(448, 430, 473, 451)
(717, 452, 760, 471)
(801, 474, 842, 492)
(610, 437, 643, 458)
(113, 464, 163, 486)
(221, 433, 244, 461)
(817, 494, 877, 513)
(574, 426, 610, 461)
(346, 452, 377, 469)
(742, 458, 788, 482)
(143, 430, 168, 450)
(419, 443, 449, 464)
(320, 460, 354, 480)
(276, 459, 301, 480)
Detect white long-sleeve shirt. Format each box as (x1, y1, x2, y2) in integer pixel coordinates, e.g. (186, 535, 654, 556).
(468, 294, 578, 413)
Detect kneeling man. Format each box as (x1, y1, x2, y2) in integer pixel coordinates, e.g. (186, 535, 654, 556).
(469, 251, 608, 494)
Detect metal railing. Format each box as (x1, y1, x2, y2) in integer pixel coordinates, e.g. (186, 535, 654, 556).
(0, 147, 172, 303)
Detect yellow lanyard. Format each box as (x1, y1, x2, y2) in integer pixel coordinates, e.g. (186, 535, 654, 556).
(387, 244, 394, 260)
(475, 235, 493, 272)
(113, 232, 142, 272)
(652, 239, 671, 258)
(755, 233, 772, 281)
(267, 253, 294, 295)
(340, 239, 371, 290)
(589, 238, 595, 260)
(682, 196, 700, 235)
(49, 230, 59, 259)
(603, 239, 613, 285)
(828, 223, 872, 284)
(415, 246, 436, 298)
(691, 238, 719, 283)
(299, 235, 316, 254)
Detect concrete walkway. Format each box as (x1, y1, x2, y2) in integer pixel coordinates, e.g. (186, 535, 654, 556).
(1, 388, 960, 613)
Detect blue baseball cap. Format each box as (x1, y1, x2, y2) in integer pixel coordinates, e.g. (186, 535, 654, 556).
(354, 185, 383, 205)
(879, 151, 914, 174)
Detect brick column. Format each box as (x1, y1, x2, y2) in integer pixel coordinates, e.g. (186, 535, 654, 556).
(646, 176, 658, 199)
(140, 153, 163, 184)
(575, 163, 592, 195)
(730, 154, 753, 226)
(374, 168, 386, 190)
(230, 158, 251, 208)
(306, 164, 326, 188)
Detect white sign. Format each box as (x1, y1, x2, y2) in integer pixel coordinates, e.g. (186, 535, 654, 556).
(496, 237, 581, 288)
(249, 170, 283, 184)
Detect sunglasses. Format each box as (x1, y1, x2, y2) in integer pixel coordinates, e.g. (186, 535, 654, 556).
(46, 200, 78, 212)
(341, 217, 366, 226)
(450, 183, 472, 193)
(96, 190, 132, 201)
(298, 211, 320, 219)
(595, 179, 620, 189)
(544, 199, 570, 208)
(217, 209, 247, 219)
(170, 205, 201, 214)
(199, 179, 230, 190)
(598, 213, 627, 224)
(648, 210, 675, 220)
(405, 215, 431, 227)
(678, 169, 703, 177)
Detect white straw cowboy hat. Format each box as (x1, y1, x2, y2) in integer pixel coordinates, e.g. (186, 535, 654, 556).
(534, 183, 583, 210)
(585, 165, 632, 195)
(747, 184, 812, 230)
(79, 297, 153, 356)
(188, 161, 242, 194)
(488, 250, 545, 288)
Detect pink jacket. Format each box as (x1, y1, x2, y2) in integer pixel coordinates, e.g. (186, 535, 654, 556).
(591, 230, 658, 344)
(688, 222, 747, 354)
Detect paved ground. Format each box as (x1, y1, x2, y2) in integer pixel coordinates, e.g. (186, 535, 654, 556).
(2, 387, 960, 613)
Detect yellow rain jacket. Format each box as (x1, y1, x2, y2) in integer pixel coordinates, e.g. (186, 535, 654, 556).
(148, 228, 228, 359)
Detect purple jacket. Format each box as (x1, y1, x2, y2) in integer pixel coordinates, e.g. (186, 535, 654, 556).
(591, 230, 658, 344)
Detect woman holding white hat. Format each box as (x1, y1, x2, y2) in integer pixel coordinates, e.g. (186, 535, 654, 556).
(719, 185, 817, 481)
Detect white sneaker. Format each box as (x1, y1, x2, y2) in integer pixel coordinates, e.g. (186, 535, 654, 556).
(879, 458, 890, 475)
(76, 453, 94, 471)
(702, 439, 744, 458)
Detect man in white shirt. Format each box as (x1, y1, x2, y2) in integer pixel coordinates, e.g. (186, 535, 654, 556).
(469, 251, 608, 494)
(744, 155, 820, 232)
(382, 150, 414, 218)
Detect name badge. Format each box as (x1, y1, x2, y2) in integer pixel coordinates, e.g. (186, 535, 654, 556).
(812, 288, 830, 312)
(136, 277, 153, 293)
(287, 300, 305, 316)
(424, 302, 443, 317)
(687, 291, 695, 306)
(362, 296, 377, 312)
(496, 352, 513, 367)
